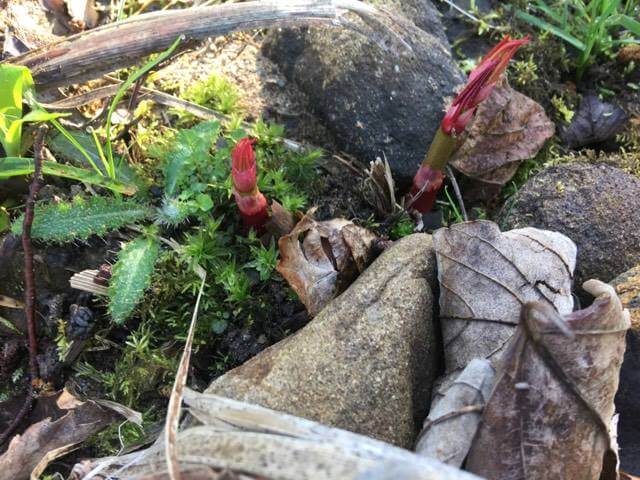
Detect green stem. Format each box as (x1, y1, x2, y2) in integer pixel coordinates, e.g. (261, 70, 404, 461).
(421, 128, 458, 171)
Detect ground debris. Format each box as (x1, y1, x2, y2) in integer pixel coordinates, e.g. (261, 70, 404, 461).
(466, 280, 630, 480)
(276, 210, 379, 317)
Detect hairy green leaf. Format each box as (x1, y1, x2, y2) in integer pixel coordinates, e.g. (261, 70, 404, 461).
(163, 120, 220, 197)
(0, 157, 137, 194)
(11, 196, 151, 241)
(109, 236, 160, 324)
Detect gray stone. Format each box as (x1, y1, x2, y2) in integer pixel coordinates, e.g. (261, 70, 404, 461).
(207, 233, 438, 448)
(499, 163, 640, 286)
(261, 0, 464, 187)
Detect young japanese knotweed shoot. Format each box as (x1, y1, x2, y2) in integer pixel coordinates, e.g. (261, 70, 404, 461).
(232, 137, 268, 232)
(407, 35, 529, 213)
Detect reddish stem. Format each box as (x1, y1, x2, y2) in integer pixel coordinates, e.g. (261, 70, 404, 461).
(23, 127, 46, 384)
(0, 127, 47, 447)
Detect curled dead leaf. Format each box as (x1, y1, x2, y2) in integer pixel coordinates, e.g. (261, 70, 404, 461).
(561, 93, 628, 149)
(450, 82, 555, 186)
(466, 280, 630, 480)
(276, 210, 379, 317)
(0, 388, 128, 480)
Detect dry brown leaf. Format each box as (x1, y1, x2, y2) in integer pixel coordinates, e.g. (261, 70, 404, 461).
(276, 211, 378, 317)
(450, 82, 555, 185)
(415, 358, 495, 468)
(466, 280, 630, 480)
(0, 295, 24, 309)
(561, 93, 628, 149)
(265, 200, 295, 239)
(83, 389, 481, 480)
(0, 388, 123, 480)
(433, 220, 576, 377)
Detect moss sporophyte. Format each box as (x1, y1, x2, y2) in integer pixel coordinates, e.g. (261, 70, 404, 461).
(407, 35, 529, 213)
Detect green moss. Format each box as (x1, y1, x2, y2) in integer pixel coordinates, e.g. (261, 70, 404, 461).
(181, 73, 242, 116)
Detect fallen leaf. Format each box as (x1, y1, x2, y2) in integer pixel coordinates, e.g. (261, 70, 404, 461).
(81, 389, 482, 480)
(265, 200, 295, 239)
(561, 93, 628, 149)
(415, 358, 495, 468)
(0, 388, 127, 480)
(433, 220, 576, 377)
(450, 81, 555, 186)
(276, 210, 379, 317)
(466, 280, 630, 480)
(0, 295, 24, 309)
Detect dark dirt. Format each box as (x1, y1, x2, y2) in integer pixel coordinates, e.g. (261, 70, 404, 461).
(616, 330, 640, 475)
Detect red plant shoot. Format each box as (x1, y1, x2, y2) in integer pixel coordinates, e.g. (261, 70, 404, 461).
(407, 35, 529, 213)
(232, 137, 268, 231)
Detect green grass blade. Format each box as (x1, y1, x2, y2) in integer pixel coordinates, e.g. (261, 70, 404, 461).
(105, 35, 183, 175)
(516, 10, 587, 50)
(0, 157, 137, 194)
(11, 195, 152, 241)
(619, 14, 640, 35)
(0, 157, 35, 176)
(532, 0, 564, 24)
(48, 118, 103, 175)
(109, 235, 160, 324)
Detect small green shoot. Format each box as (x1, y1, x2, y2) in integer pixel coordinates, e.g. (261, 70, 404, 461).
(246, 239, 279, 281)
(105, 36, 183, 177)
(516, 0, 640, 77)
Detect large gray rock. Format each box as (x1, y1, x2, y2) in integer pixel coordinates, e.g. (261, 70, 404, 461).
(262, 0, 464, 187)
(207, 233, 438, 448)
(499, 163, 640, 286)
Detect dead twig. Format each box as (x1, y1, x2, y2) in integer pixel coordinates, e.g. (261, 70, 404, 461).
(445, 165, 468, 222)
(0, 126, 48, 447)
(6, 1, 411, 88)
(23, 126, 46, 385)
(165, 266, 207, 480)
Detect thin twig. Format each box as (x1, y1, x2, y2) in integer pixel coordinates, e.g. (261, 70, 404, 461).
(0, 392, 33, 446)
(445, 165, 468, 222)
(0, 126, 47, 447)
(23, 126, 47, 384)
(439, 0, 505, 31)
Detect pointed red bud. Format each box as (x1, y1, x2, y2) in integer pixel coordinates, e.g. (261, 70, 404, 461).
(232, 137, 258, 194)
(231, 137, 268, 231)
(441, 35, 529, 136)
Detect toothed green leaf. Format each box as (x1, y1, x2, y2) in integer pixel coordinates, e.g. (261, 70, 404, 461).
(109, 235, 160, 324)
(11, 196, 152, 241)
